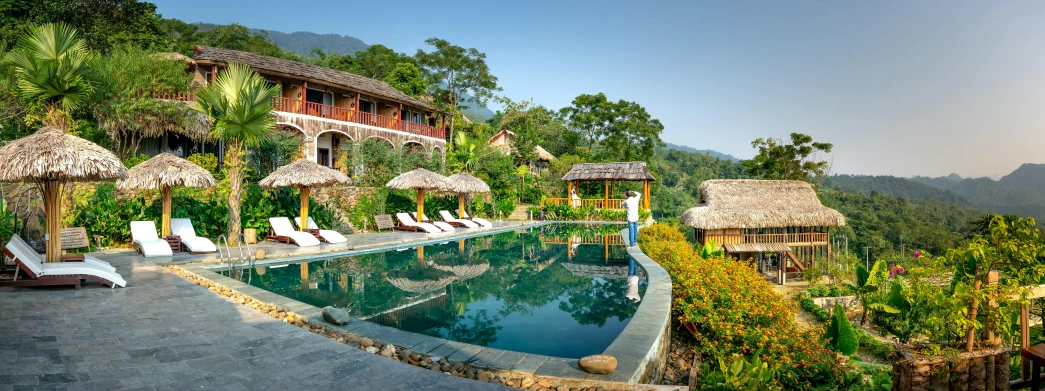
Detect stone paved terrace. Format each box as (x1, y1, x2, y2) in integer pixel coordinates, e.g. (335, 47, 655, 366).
(0, 224, 535, 390)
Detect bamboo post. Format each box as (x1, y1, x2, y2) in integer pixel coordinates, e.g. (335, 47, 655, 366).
(161, 186, 173, 237)
(43, 181, 62, 263)
(417, 246, 424, 262)
(643, 180, 650, 210)
(300, 262, 309, 288)
(604, 180, 609, 209)
(1023, 302, 1031, 380)
(986, 271, 1000, 346)
(458, 192, 466, 218)
(417, 189, 425, 221)
(299, 187, 311, 231)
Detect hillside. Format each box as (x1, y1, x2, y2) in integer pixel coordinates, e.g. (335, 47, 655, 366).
(823, 175, 971, 206)
(907, 171, 1045, 223)
(662, 143, 740, 162)
(1000, 163, 1045, 195)
(194, 23, 369, 55)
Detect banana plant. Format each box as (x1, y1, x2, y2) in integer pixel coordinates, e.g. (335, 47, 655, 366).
(846, 260, 899, 326)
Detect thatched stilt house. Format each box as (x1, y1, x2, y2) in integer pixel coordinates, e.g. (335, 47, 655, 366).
(680, 180, 845, 284)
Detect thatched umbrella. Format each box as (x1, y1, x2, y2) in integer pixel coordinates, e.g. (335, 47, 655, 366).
(0, 126, 127, 262)
(117, 153, 216, 236)
(386, 168, 453, 221)
(259, 159, 350, 232)
(446, 173, 490, 218)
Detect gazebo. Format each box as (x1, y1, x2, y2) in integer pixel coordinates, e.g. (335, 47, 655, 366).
(549, 162, 655, 210)
(259, 159, 350, 232)
(680, 179, 846, 284)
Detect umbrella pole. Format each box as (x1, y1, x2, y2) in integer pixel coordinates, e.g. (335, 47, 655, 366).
(458, 192, 465, 218)
(300, 187, 311, 232)
(43, 181, 62, 263)
(417, 189, 425, 221)
(161, 186, 172, 237)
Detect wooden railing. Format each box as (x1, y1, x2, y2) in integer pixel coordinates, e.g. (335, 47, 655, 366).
(541, 233, 624, 246)
(153, 93, 444, 139)
(706, 233, 830, 245)
(544, 198, 625, 210)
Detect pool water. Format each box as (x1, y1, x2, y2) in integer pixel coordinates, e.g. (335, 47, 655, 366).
(221, 224, 646, 358)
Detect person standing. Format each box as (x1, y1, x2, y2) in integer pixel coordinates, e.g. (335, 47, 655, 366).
(623, 190, 641, 247)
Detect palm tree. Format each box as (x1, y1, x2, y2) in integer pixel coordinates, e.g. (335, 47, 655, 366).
(3, 22, 93, 130)
(190, 63, 279, 245)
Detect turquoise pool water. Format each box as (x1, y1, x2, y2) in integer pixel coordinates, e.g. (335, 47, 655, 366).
(222, 224, 646, 358)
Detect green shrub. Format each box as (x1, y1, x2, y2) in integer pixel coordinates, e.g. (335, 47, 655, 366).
(698, 352, 780, 391)
(186, 153, 219, 176)
(831, 304, 859, 355)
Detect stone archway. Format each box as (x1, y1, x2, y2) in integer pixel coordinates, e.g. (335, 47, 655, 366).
(275, 112, 442, 164)
(315, 129, 354, 169)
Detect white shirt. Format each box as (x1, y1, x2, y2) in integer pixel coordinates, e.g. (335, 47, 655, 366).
(625, 193, 641, 222)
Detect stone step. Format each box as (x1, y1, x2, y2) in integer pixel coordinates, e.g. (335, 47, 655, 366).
(506, 204, 533, 220)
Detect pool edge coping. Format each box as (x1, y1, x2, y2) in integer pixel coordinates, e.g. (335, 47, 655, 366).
(171, 221, 671, 385)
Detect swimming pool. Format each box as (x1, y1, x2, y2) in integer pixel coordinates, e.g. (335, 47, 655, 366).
(220, 224, 646, 359)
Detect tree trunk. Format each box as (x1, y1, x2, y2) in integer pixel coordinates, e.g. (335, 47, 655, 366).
(226, 141, 244, 246)
(43, 181, 62, 263)
(966, 265, 983, 351)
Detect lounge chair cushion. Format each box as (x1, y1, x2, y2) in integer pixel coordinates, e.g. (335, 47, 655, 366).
(170, 218, 217, 253)
(411, 212, 453, 232)
(269, 217, 320, 247)
(130, 221, 172, 257)
(439, 211, 479, 228)
(395, 213, 442, 233)
(5, 236, 126, 287)
(295, 217, 348, 244)
(460, 212, 493, 228)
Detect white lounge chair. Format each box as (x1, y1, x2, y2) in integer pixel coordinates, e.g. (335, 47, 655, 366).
(130, 221, 173, 257)
(439, 210, 478, 229)
(267, 217, 320, 247)
(459, 211, 492, 228)
(294, 216, 348, 244)
(6, 235, 116, 273)
(2, 235, 126, 288)
(412, 212, 454, 232)
(394, 213, 442, 234)
(170, 218, 217, 254)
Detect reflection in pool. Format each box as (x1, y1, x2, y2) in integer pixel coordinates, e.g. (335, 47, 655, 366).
(224, 224, 646, 358)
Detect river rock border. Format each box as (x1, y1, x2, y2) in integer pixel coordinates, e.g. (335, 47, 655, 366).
(166, 223, 672, 391)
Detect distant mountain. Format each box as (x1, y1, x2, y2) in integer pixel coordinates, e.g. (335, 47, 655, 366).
(663, 143, 739, 162)
(824, 175, 972, 206)
(1000, 163, 1045, 195)
(194, 23, 369, 56)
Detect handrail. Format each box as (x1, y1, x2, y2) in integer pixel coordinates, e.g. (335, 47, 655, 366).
(544, 198, 626, 210)
(217, 234, 232, 275)
(238, 233, 254, 284)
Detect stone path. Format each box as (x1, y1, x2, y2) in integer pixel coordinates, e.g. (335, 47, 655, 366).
(0, 251, 511, 390)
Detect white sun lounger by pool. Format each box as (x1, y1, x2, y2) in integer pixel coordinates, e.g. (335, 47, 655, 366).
(2, 235, 126, 288)
(7, 235, 116, 273)
(459, 211, 492, 228)
(294, 216, 348, 244)
(395, 213, 442, 233)
(170, 218, 217, 253)
(130, 221, 173, 257)
(412, 212, 454, 232)
(439, 210, 478, 229)
(267, 217, 320, 247)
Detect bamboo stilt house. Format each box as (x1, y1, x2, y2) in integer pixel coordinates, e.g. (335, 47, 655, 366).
(547, 162, 655, 210)
(680, 179, 845, 284)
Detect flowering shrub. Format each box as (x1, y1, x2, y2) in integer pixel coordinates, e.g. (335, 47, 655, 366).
(639, 223, 846, 390)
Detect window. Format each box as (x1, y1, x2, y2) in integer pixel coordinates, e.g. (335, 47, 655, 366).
(413, 113, 422, 123)
(201, 70, 212, 84)
(317, 148, 330, 167)
(359, 100, 375, 114)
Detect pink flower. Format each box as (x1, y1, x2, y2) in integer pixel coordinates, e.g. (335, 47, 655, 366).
(914, 251, 921, 259)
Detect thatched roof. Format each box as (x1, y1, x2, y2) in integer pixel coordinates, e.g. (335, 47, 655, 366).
(117, 153, 216, 191)
(0, 127, 127, 183)
(680, 180, 846, 230)
(387, 276, 455, 294)
(447, 173, 491, 193)
(534, 146, 557, 162)
(259, 159, 351, 189)
(192, 46, 436, 112)
(561, 162, 655, 182)
(386, 168, 453, 191)
(432, 262, 490, 281)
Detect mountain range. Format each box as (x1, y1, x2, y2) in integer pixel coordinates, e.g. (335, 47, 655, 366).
(663, 143, 740, 162)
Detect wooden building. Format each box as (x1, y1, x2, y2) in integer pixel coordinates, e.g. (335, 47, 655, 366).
(680, 179, 846, 284)
(487, 130, 557, 174)
(545, 162, 654, 210)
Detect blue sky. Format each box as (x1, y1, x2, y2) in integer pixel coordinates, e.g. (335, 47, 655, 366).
(151, 0, 1045, 177)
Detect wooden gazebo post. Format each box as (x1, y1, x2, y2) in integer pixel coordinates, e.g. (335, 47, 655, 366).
(643, 180, 650, 210)
(604, 180, 609, 208)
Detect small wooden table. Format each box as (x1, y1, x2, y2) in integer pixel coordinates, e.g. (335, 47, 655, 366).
(1022, 344, 1045, 390)
(305, 229, 322, 241)
(163, 235, 182, 253)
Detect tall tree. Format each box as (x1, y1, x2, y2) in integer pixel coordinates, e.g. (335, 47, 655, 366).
(560, 92, 614, 150)
(1, 0, 165, 53)
(602, 100, 664, 162)
(4, 22, 93, 130)
(742, 132, 833, 184)
(190, 64, 280, 245)
(416, 38, 500, 143)
(383, 62, 427, 98)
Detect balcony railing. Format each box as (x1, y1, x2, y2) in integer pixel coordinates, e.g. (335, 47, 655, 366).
(156, 92, 444, 140)
(706, 233, 830, 245)
(544, 198, 625, 210)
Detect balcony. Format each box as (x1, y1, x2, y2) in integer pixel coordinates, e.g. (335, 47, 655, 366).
(156, 93, 445, 140)
(706, 232, 829, 246)
(544, 198, 625, 209)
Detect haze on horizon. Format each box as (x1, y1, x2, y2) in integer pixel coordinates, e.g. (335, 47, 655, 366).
(151, 0, 1045, 179)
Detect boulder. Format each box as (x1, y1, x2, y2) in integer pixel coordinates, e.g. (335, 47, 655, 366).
(380, 344, 396, 358)
(322, 306, 350, 325)
(255, 249, 266, 260)
(578, 354, 617, 375)
(360, 337, 374, 348)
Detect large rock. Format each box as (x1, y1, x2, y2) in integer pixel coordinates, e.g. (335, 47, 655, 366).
(322, 306, 350, 325)
(578, 354, 617, 375)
